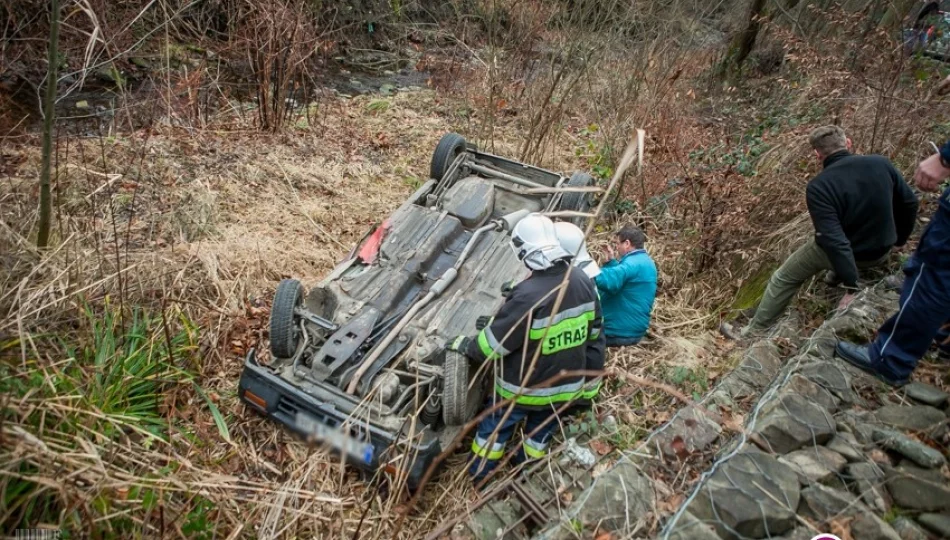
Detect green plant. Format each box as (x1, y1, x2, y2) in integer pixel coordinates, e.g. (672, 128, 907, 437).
(403, 175, 423, 189)
(70, 302, 196, 438)
(0, 303, 228, 533)
(182, 496, 217, 539)
(366, 99, 390, 113)
(574, 124, 614, 180)
(608, 423, 645, 450)
(667, 366, 709, 401)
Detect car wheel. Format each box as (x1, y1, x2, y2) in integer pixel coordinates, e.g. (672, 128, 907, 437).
(442, 349, 483, 426)
(430, 133, 467, 182)
(270, 279, 304, 359)
(558, 171, 595, 227)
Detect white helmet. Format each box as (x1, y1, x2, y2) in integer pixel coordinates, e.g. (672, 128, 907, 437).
(510, 213, 571, 271)
(555, 221, 601, 279)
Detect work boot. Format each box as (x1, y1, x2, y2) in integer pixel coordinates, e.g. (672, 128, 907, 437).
(835, 341, 909, 387)
(720, 322, 762, 342)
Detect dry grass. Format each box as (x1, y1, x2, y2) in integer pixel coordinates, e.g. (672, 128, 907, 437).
(4, 4, 950, 537)
(0, 88, 507, 538)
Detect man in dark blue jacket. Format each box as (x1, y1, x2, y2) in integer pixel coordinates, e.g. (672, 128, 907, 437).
(836, 140, 950, 385)
(595, 224, 657, 347)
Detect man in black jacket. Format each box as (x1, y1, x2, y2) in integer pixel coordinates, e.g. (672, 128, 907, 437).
(448, 213, 602, 482)
(724, 125, 919, 338)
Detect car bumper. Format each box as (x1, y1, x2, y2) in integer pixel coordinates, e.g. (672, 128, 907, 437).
(238, 349, 442, 481)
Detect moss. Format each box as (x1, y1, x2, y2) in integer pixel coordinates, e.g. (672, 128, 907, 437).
(730, 263, 776, 313)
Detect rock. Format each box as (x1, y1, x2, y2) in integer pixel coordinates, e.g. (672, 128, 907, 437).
(574, 461, 654, 532)
(754, 393, 836, 454)
(845, 462, 888, 513)
(827, 432, 864, 462)
(531, 520, 580, 540)
(850, 512, 902, 540)
(771, 528, 817, 540)
(94, 65, 125, 86)
(663, 511, 721, 540)
(379, 83, 396, 95)
(799, 483, 860, 521)
(798, 361, 854, 404)
(892, 517, 930, 540)
(837, 410, 877, 444)
(891, 516, 932, 540)
(874, 405, 945, 433)
(732, 341, 783, 390)
(885, 463, 950, 511)
(602, 415, 618, 433)
(469, 499, 526, 539)
(873, 427, 946, 469)
(918, 514, 950, 538)
(708, 378, 756, 409)
(559, 438, 596, 468)
(689, 451, 800, 539)
(786, 374, 840, 413)
(654, 406, 723, 459)
(75, 100, 90, 110)
(779, 446, 847, 484)
(904, 382, 950, 408)
(800, 484, 899, 540)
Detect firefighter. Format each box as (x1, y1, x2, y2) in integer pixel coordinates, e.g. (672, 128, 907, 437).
(554, 221, 605, 411)
(448, 213, 602, 482)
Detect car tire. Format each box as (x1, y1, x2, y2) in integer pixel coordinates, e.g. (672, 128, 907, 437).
(442, 349, 481, 426)
(558, 171, 595, 227)
(430, 133, 467, 182)
(270, 279, 304, 359)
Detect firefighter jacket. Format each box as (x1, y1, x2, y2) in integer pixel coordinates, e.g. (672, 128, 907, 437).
(464, 260, 603, 408)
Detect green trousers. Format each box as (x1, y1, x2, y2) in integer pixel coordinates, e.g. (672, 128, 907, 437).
(745, 240, 888, 333)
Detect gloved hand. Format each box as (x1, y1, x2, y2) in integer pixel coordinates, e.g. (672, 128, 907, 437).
(500, 280, 517, 297)
(475, 315, 493, 331)
(447, 335, 472, 353)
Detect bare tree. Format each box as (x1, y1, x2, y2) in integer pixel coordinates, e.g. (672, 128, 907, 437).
(37, 0, 60, 248)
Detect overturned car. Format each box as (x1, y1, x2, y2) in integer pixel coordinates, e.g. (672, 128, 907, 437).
(238, 133, 597, 489)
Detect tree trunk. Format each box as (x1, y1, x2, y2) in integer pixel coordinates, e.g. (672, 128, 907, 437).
(720, 0, 768, 78)
(37, 0, 60, 248)
(878, 0, 920, 31)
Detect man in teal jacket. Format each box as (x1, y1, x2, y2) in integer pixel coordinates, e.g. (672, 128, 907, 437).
(595, 224, 658, 347)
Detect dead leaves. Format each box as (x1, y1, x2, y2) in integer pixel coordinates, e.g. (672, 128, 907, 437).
(222, 299, 269, 359)
(829, 516, 854, 540)
(670, 436, 690, 461)
(720, 409, 746, 434)
(589, 439, 613, 456)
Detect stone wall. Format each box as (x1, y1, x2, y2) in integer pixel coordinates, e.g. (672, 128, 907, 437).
(456, 283, 949, 540)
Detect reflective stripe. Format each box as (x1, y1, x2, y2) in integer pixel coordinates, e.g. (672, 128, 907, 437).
(495, 378, 585, 405)
(580, 377, 603, 399)
(496, 378, 584, 397)
(523, 438, 548, 458)
(484, 327, 510, 355)
(589, 327, 601, 340)
(531, 302, 597, 330)
(477, 327, 510, 359)
(471, 436, 505, 460)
